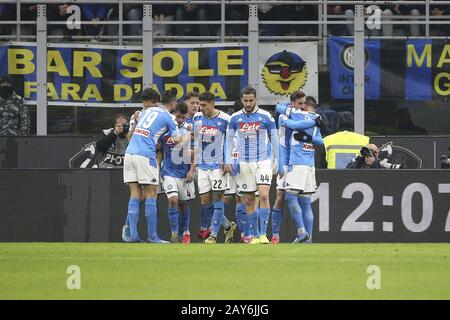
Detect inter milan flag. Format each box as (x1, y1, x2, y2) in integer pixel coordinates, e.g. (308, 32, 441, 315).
(329, 36, 450, 101)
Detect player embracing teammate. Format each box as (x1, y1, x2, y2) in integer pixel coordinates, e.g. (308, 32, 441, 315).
(122, 87, 323, 244)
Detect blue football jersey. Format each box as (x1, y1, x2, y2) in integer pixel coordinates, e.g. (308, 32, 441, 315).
(126, 106, 179, 168)
(281, 108, 323, 167)
(193, 110, 230, 170)
(226, 108, 277, 163)
(160, 122, 191, 179)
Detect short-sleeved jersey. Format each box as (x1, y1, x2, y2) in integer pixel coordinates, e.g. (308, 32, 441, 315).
(227, 107, 276, 163)
(160, 122, 191, 179)
(193, 110, 230, 170)
(282, 108, 323, 167)
(126, 106, 178, 168)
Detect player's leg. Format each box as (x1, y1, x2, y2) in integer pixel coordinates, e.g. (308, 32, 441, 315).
(125, 182, 143, 242)
(240, 192, 259, 243)
(235, 195, 247, 242)
(123, 154, 142, 242)
(134, 155, 168, 243)
(205, 190, 225, 243)
(163, 176, 181, 243)
(298, 195, 313, 242)
(256, 160, 273, 244)
(198, 169, 214, 239)
(257, 184, 271, 244)
(142, 183, 166, 243)
(271, 189, 285, 244)
(236, 162, 259, 243)
(286, 165, 310, 243)
(178, 178, 194, 244)
(297, 166, 316, 242)
(178, 202, 191, 243)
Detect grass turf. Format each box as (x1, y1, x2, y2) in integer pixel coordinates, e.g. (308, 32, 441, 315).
(0, 243, 449, 299)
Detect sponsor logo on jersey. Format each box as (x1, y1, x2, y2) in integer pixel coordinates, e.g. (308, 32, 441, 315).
(239, 122, 261, 132)
(135, 128, 150, 137)
(199, 126, 219, 135)
(302, 143, 315, 151)
(164, 135, 176, 146)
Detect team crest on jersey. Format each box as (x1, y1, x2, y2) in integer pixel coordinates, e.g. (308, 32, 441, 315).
(134, 128, 150, 137)
(261, 50, 308, 97)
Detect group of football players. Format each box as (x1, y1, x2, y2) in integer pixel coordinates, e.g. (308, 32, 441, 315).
(121, 86, 323, 244)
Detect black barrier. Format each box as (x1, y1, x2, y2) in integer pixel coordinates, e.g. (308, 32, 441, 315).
(0, 169, 449, 242)
(1, 136, 449, 169)
(0, 136, 96, 168)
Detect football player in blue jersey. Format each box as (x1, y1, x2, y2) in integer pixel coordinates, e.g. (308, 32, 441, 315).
(225, 87, 280, 244)
(159, 102, 195, 244)
(277, 96, 323, 243)
(271, 91, 307, 244)
(193, 91, 237, 244)
(123, 88, 188, 243)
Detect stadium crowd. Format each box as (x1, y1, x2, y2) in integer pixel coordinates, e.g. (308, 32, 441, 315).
(1, 2, 449, 40)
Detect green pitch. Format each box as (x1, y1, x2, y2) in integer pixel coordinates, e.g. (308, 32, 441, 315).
(1, 243, 449, 299)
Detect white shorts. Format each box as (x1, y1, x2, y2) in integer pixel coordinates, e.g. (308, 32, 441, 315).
(197, 168, 229, 194)
(236, 160, 272, 193)
(276, 166, 288, 191)
(123, 154, 159, 185)
(225, 175, 237, 196)
(285, 165, 316, 194)
(163, 175, 195, 202)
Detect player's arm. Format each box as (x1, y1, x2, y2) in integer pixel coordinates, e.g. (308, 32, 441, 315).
(275, 102, 290, 115)
(127, 111, 140, 141)
(280, 117, 316, 131)
(311, 127, 324, 146)
(267, 115, 280, 175)
(186, 141, 196, 183)
(223, 120, 236, 174)
(156, 140, 164, 168)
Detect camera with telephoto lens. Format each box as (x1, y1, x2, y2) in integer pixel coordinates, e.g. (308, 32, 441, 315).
(119, 123, 129, 138)
(441, 147, 450, 169)
(360, 146, 373, 158)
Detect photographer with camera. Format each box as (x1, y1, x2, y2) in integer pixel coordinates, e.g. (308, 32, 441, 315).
(441, 147, 450, 169)
(96, 114, 130, 168)
(346, 144, 383, 169)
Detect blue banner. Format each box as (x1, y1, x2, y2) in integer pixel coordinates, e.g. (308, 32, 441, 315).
(329, 37, 381, 100)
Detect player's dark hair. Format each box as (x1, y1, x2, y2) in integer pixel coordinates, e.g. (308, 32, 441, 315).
(141, 87, 160, 102)
(175, 102, 189, 115)
(240, 86, 257, 98)
(305, 96, 317, 108)
(233, 99, 244, 112)
(185, 91, 199, 100)
(290, 90, 305, 102)
(199, 91, 215, 102)
(161, 89, 177, 105)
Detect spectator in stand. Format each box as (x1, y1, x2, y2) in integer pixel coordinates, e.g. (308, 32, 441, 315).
(344, 4, 394, 36)
(226, 4, 248, 36)
(286, 4, 318, 36)
(152, 4, 175, 37)
(175, 2, 209, 36)
(81, 4, 111, 39)
(430, 1, 450, 36)
(386, 2, 423, 36)
(20, 3, 76, 38)
(258, 0, 282, 36)
(0, 4, 15, 37)
(327, 4, 354, 36)
(107, 4, 142, 37)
